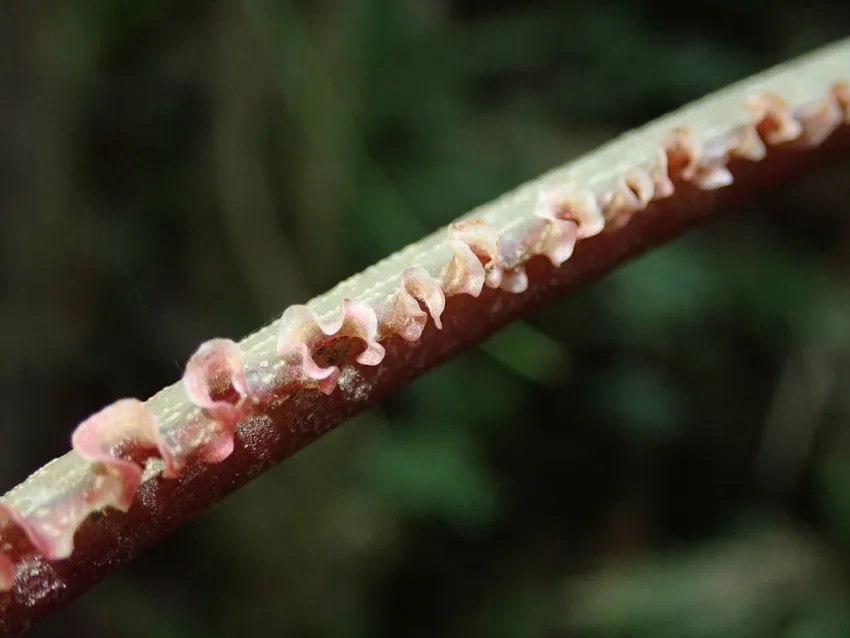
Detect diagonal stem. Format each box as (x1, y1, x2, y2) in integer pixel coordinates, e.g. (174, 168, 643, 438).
(0, 37, 848, 636)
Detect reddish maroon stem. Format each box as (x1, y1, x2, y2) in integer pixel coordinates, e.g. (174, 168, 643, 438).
(0, 125, 847, 635)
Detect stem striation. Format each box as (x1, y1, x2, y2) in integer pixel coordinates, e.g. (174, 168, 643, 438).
(0, 37, 848, 636)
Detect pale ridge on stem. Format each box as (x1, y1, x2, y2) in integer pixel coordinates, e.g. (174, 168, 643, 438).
(0, 38, 848, 590)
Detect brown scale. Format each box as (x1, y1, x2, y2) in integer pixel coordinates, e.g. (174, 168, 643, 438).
(310, 337, 360, 370)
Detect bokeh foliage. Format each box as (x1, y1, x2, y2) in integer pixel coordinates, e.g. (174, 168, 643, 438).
(2, 1, 850, 636)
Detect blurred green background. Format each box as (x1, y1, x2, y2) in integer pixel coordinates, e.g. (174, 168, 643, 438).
(2, 1, 850, 637)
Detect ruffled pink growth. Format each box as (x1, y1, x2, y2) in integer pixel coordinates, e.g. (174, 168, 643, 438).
(695, 137, 735, 189)
(625, 166, 655, 204)
(402, 267, 445, 329)
(248, 342, 340, 401)
(663, 127, 733, 190)
(442, 238, 487, 297)
(540, 219, 578, 266)
(744, 92, 803, 145)
(382, 266, 446, 342)
(0, 552, 13, 591)
(500, 266, 529, 293)
(832, 82, 850, 122)
(536, 182, 604, 239)
(184, 338, 250, 429)
(603, 166, 661, 230)
(533, 191, 579, 267)
(165, 411, 236, 466)
(282, 344, 341, 393)
(795, 93, 845, 146)
(603, 183, 644, 230)
(730, 125, 768, 161)
(448, 220, 503, 288)
(71, 399, 165, 510)
(337, 300, 385, 365)
(277, 305, 323, 353)
(0, 468, 130, 561)
(382, 284, 429, 341)
(647, 148, 675, 199)
(278, 300, 385, 368)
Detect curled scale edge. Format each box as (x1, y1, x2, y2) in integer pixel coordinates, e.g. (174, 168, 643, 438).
(0, 82, 847, 590)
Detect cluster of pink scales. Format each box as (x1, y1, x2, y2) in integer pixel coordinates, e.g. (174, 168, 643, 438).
(0, 77, 847, 592)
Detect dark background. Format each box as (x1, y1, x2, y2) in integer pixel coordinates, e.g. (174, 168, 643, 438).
(2, 1, 850, 636)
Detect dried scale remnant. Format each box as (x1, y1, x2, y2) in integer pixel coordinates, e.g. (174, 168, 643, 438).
(0, 37, 848, 613)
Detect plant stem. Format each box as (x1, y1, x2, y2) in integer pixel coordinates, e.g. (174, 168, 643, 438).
(0, 37, 848, 636)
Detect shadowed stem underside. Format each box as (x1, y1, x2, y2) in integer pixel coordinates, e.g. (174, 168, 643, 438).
(0, 37, 848, 636)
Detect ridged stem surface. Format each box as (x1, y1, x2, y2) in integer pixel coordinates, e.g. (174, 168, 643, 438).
(0, 37, 848, 636)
